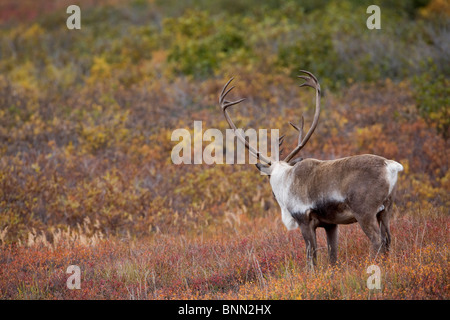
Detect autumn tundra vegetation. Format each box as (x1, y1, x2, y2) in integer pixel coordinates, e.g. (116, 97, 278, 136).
(0, 0, 448, 299)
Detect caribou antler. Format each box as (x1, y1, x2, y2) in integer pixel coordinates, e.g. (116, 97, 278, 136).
(219, 78, 272, 165)
(283, 70, 321, 163)
(219, 70, 320, 166)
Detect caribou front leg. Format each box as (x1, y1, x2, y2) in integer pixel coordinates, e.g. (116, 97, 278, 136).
(298, 210, 318, 269)
(325, 224, 338, 265)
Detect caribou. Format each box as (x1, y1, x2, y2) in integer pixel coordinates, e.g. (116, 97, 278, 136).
(219, 71, 403, 265)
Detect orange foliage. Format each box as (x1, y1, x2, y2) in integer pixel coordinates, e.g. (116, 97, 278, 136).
(0, 0, 448, 300)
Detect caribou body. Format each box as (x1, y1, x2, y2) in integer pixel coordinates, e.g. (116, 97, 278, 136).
(219, 71, 403, 265)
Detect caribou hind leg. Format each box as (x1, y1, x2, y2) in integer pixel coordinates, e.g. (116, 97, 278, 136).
(357, 213, 385, 258)
(377, 197, 393, 252)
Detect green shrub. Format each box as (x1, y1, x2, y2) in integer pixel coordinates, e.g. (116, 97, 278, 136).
(414, 71, 450, 139)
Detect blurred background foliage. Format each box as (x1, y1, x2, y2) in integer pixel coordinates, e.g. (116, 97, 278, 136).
(0, 0, 448, 242)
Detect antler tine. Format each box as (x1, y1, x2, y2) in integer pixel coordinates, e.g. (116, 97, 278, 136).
(219, 77, 234, 103)
(289, 121, 298, 130)
(299, 70, 318, 82)
(221, 85, 235, 103)
(298, 116, 304, 144)
(278, 134, 286, 158)
(224, 97, 247, 109)
(219, 78, 272, 165)
(283, 71, 321, 163)
(298, 70, 321, 93)
(278, 134, 285, 146)
(219, 79, 247, 110)
(289, 116, 304, 145)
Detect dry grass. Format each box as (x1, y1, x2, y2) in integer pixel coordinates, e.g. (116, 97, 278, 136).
(0, 210, 448, 300)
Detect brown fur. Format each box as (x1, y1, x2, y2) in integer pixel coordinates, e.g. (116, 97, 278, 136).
(286, 154, 398, 265)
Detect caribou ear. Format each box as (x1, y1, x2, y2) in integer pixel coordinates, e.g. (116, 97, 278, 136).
(255, 163, 272, 176)
(289, 157, 304, 165)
